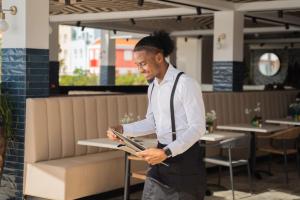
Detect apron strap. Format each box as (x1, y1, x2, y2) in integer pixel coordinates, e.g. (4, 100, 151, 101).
(170, 72, 184, 141)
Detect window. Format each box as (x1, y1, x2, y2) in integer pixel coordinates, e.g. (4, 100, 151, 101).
(58, 25, 147, 86)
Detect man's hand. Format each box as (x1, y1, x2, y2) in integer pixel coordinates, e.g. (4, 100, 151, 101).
(106, 125, 123, 141)
(136, 148, 168, 165)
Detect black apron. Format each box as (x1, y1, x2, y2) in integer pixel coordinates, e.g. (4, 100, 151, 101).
(147, 72, 206, 199)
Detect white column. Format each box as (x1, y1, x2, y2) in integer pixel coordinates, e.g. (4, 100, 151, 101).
(49, 23, 59, 61)
(212, 11, 245, 91)
(213, 11, 244, 62)
(3, 0, 49, 49)
(176, 37, 202, 83)
(1, 1, 49, 198)
(100, 30, 116, 85)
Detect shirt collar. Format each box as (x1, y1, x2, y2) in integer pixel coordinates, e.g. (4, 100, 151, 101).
(153, 64, 178, 86)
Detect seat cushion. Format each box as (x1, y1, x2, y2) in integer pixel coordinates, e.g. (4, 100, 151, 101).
(24, 151, 147, 200)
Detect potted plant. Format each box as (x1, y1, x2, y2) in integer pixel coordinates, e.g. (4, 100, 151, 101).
(245, 102, 262, 127)
(288, 102, 300, 121)
(0, 94, 13, 182)
(206, 110, 217, 133)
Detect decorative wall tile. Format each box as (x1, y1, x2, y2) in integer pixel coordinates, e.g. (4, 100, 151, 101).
(1, 48, 49, 199)
(213, 61, 245, 91)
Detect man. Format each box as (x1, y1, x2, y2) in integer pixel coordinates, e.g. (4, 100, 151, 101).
(107, 31, 206, 200)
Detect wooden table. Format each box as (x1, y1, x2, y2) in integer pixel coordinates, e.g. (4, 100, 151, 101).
(217, 123, 289, 179)
(265, 118, 300, 126)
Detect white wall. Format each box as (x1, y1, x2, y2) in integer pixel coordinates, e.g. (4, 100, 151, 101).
(3, 0, 49, 49)
(213, 11, 244, 62)
(176, 37, 202, 83)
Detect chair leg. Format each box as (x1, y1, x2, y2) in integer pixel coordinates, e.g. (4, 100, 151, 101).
(229, 164, 235, 200)
(296, 142, 300, 177)
(228, 147, 235, 200)
(268, 154, 272, 174)
(247, 162, 253, 193)
(218, 166, 222, 185)
(284, 153, 289, 185)
(297, 151, 300, 177)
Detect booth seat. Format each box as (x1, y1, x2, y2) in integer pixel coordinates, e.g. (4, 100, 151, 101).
(24, 95, 148, 200)
(23, 90, 299, 200)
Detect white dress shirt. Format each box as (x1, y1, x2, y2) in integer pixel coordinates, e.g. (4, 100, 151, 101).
(123, 65, 206, 157)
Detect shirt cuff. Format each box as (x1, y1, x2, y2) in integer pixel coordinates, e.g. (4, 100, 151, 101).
(165, 142, 181, 157)
(122, 124, 131, 137)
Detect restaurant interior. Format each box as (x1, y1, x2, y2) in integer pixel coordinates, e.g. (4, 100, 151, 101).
(0, 0, 300, 200)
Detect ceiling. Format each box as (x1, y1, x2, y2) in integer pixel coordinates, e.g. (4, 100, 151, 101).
(48, 0, 300, 36)
(50, 0, 173, 15)
(45, 0, 300, 33)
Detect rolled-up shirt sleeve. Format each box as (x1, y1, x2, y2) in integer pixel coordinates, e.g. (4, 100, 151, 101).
(122, 106, 156, 137)
(166, 78, 206, 157)
(123, 84, 156, 137)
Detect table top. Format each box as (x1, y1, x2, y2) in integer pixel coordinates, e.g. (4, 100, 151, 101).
(78, 138, 157, 149)
(217, 123, 289, 133)
(265, 118, 300, 126)
(78, 138, 158, 155)
(78, 131, 245, 149)
(200, 131, 245, 141)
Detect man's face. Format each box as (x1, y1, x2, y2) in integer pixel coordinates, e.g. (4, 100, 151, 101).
(133, 50, 161, 81)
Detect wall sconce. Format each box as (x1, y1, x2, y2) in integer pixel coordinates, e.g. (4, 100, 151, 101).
(216, 33, 226, 49)
(0, 5, 17, 33)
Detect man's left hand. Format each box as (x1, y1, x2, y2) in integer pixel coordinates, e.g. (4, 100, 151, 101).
(136, 148, 167, 165)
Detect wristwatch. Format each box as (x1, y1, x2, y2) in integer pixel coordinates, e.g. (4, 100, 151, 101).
(164, 148, 172, 158)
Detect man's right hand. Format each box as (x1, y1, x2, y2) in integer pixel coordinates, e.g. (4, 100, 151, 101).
(106, 125, 123, 141)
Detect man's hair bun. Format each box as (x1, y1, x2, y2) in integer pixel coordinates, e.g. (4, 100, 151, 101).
(134, 30, 174, 57)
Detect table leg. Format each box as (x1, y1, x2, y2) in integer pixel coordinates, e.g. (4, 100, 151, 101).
(250, 132, 272, 180)
(250, 132, 256, 176)
(124, 152, 131, 200)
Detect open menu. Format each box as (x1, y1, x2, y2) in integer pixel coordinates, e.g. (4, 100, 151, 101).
(111, 129, 146, 152)
(111, 129, 169, 167)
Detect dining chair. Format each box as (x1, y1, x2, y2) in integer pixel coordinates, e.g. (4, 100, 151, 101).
(257, 126, 300, 184)
(202, 134, 252, 200)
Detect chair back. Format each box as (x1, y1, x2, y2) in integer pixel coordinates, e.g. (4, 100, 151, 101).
(220, 134, 251, 159)
(220, 134, 250, 148)
(273, 127, 300, 140)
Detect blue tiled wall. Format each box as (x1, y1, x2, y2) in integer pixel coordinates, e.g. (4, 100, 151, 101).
(213, 61, 245, 91)
(1, 48, 49, 200)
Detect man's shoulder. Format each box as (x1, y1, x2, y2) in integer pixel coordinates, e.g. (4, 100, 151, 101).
(179, 73, 198, 85)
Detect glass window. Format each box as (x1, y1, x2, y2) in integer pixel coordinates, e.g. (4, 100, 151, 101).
(58, 25, 146, 86)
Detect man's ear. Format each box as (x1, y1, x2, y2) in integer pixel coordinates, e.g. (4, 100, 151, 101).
(155, 52, 164, 64)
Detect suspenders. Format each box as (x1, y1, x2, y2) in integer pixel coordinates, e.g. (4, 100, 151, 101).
(149, 71, 184, 141)
(170, 72, 184, 141)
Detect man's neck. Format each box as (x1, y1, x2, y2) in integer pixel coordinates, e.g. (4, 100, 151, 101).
(157, 62, 169, 84)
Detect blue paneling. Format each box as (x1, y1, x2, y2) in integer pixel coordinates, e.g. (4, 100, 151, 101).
(1, 48, 49, 199)
(213, 61, 244, 91)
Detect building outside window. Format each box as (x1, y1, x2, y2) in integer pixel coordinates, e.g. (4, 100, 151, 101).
(58, 25, 146, 86)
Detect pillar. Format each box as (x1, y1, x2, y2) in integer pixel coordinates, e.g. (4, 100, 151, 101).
(100, 30, 116, 85)
(213, 11, 244, 91)
(1, 0, 49, 199)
